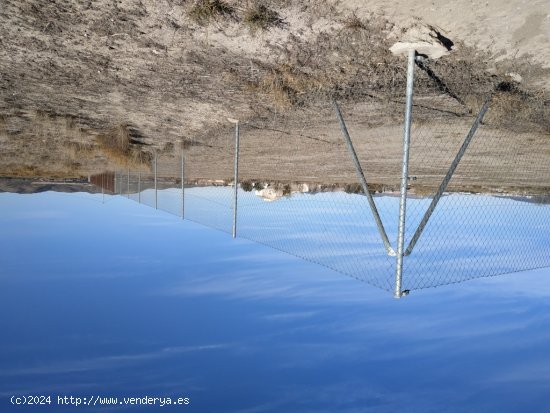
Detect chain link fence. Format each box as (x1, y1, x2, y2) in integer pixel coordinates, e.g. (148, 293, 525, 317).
(97, 52, 550, 297)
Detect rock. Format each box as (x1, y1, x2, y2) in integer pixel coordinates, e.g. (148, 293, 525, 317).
(255, 187, 284, 202)
(506, 72, 523, 83)
(390, 24, 454, 60)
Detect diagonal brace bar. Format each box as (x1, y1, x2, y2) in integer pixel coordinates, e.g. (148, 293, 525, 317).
(332, 99, 396, 257)
(404, 95, 492, 256)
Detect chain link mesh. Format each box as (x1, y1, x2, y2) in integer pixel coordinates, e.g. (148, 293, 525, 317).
(95, 57, 550, 295)
(401, 61, 550, 290)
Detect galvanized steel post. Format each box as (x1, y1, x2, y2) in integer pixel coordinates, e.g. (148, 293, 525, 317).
(395, 49, 416, 299)
(232, 121, 240, 238)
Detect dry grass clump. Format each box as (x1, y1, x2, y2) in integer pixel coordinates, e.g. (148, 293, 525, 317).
(188, 0, 234, 24)
(162, 141, 175, 154)
(96, 124, 151, 168)
(241, 180, 253, 191)
(4, 165, 39, 177)
(486, 87, 550, 133)
(63, 159, 82, 174)
(252, 63, 328, 110)
(243, 3, 283, 33)
(66, 141, 94, 158)
(97, 124, 130, 152)
(344, 183, 362, 194)
(257, 72, 295, 110)
(242, 13, 404, 110)
(253, 181, 264, 191)
(343, 13, 366, 31)
(252, 61, 357, 110)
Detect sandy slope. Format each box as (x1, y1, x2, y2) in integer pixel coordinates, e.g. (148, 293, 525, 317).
(0, 0, 548, 187)
(342, 0, 550, 88)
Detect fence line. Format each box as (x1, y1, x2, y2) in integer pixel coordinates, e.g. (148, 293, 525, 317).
(90, 50, 550, 297)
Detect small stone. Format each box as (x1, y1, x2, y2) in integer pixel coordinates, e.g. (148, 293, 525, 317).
(506, 72, 523, 83)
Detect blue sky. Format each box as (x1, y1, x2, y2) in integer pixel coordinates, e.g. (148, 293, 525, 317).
(1, 191, 550, 412)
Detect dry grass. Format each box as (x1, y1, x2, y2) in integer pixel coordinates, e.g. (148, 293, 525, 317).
(67, 141, 94, 158)
(0, 112, 169, 178)
(255, 71, 295, 110)
(162, 141, 175, 154)
(486, 86, 550, 132)
(188, 0, 234, 24)
(63, 159, 82, 174)
(241, 180, 253, 191)
(243, 3, 283, 33)
(343, 13, 366, 30)
(4, 165, 39, 177)
(96, 124, 152, 169)
(251, 63, 334, 110)
(241, 13, 408, 110)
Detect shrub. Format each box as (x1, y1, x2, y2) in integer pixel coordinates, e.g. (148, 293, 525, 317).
(243, 3, 283, 33)
(241, 180, 253, 191)
(253, 181, 264, 191)
(343, 14, 366, 31)
(344, 183, 362, 194)
(188, 0, 234, 25)
(96, 124, 151, 168)
(282, 183, 291, 196)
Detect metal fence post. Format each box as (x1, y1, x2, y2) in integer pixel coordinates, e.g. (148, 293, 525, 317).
(395, 49, 416, 299)
(181, 150, 185, 220)
(332, 99, 396, 257)
(127, 167, 130, 198)
(154, 151, 158, 209)
(138, 170, 141, 204)
(233, 121, 240, 238)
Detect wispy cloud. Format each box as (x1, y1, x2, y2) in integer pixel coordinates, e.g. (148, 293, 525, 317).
(1, 344, 229, 377)
(263, 311, 319, 322)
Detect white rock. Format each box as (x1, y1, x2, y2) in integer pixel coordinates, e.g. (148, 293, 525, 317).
(390, 25, 453, 60)
(506, 72, 523, 83)
(255, 188, 284, 202)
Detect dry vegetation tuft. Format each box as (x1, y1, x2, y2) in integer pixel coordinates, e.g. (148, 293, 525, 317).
(188, 0, 234, 24)
(67, 141, 94, 158)
(96, 124, 152, 169)
(251, 62, 335, 110)
(6, 165, 39, 177)
(243, 3, 284, 33)
(343, 13, 366, 30)
(487, 88, 550, 132)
